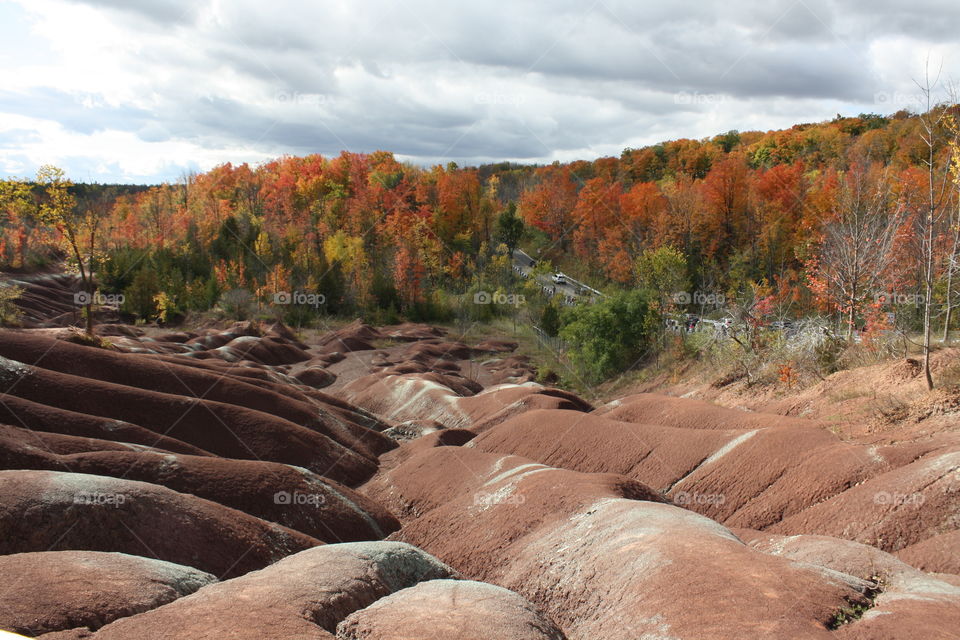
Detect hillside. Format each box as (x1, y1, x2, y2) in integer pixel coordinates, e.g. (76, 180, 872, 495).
(3, 108, 960, 344)
(0, 285, 956, 639)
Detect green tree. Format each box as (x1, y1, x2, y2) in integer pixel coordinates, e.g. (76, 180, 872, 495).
(0, 178, 37, 268)
(122, 268, 160, 322)
(495, 201, 524, 257)
(560, 289, 659, 382)
(540, 301, 561, 337)
(635, 245, 689, 312)
(35, 165, 107, 336)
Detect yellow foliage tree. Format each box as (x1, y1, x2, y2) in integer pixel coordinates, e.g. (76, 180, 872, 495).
(323, 230, 370, 305)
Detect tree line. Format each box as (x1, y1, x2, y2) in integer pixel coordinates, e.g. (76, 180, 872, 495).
(3, 105, 960, 386)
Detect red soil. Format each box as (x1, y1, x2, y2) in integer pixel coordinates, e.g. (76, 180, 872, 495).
(0, 305, 955, 638)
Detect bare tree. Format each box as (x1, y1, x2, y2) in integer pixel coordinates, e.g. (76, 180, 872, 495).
(915, 64, 954, 389)
(810, 164, 904, 340)
(941, 162, 960, 344)
(941, 94, 960, 344)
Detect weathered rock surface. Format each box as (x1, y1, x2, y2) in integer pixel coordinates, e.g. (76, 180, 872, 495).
(336, 579, 566, 640)
(378, 447, 874, 639)
(0, 470, 320, 578)
(0, 314, 957, 639)
(87, 542, 456, 639)
(0, 428, 398, 542)
(0, 551, 215, 636)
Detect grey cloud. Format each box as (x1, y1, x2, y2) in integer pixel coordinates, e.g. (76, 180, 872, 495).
(67, 0, 197, 25)
(839, 0, 960, 41)
(6, 0, 959, 183)
(0, 88, 150, 134)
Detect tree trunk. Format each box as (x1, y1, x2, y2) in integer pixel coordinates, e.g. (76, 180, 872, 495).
(943, 200, 960, 344)
(85, 303, 94, 336)
(924, 245, 935, 389)
(924, 137, 936, 390)
(944, 298, 953, 344)
(924, 279, 934, 390)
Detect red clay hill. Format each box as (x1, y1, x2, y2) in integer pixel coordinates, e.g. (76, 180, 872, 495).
(0, 294, 957, 638)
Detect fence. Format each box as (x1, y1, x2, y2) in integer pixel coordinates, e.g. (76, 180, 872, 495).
(533, 324, 567, 353)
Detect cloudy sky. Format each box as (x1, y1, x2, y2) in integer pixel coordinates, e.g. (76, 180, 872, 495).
(1, 0, 958, 184)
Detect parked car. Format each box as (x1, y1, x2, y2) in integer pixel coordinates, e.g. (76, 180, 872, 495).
(552, 273, 566, 284)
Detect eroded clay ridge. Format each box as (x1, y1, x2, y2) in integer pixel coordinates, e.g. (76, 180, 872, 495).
(0, 317, 956, 638)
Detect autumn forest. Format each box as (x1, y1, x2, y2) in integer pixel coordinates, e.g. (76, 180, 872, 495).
(3, 106, 960, 383)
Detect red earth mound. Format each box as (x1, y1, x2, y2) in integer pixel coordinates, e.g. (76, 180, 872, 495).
(379, 322, 445, 342)
(594, 392, 829, 429)
(336, 579, 566, 640)
(85, 542, 456, 639)
(376, 446, 884, 639)
(457, 383, 593, 432)
(738, 531, 960, 640)
(399, 339, 476, 363)
(219, 334, 311, 365)
(0, 423, 169, 457)
(0, 469, 320, 578)
(293, 365, 336, 388)
(469, 408, 737, 488)
(374, 427, 477, 474)
(480, 354, 538, 385)
(105, 320, 313, 365)
(895, 530, 960, 575)
(341, 365, 591, 432)
(769, 446, 960, 553)
(1, 317, 957, 638)
(469, 408, 956, 545)
(0, 393, 210, 455)
(264, 321, 309, 349)
(0, 426, 398, 542)
(364, 446, 664, 524)
(0, 551, 216, 637)
(0, 351, 378, 484)
(0, 330, 394, 462)
(314, 319, 381, 353)
(3, 273, 82, 327)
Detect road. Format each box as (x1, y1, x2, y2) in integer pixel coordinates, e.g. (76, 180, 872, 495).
(510, 249, 601, 305)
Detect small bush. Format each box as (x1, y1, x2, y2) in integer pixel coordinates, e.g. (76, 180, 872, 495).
(560, 289, 659, 383)
(219, 288, 256, 320)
